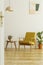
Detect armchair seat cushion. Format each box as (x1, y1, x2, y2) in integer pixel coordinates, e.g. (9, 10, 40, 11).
(19, 40, 34, 45)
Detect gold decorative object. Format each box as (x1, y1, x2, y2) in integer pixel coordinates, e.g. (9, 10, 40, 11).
(5, 0, 13, 12)
(0, 12, 4, 26)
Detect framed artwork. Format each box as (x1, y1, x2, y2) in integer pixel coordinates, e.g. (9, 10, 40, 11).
(29, 0, 40, 14)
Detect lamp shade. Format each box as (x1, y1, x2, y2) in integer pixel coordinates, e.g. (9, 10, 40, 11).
(5, 6, 13, 12)
(5, 0, 13, 12)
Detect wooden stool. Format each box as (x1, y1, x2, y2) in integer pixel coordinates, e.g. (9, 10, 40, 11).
(6, 40, 16, 48)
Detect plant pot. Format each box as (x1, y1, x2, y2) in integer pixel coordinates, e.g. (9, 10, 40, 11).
(38, 44, 42, 49)
(36, 4, 39, 11)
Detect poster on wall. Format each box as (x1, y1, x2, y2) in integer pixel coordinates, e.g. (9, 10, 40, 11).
(29, 0, 40, 14)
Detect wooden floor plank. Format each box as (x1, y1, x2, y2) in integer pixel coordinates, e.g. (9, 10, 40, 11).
(4, 48, 43, 65)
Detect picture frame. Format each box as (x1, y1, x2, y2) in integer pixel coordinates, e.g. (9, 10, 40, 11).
(29, 0, 40, 14)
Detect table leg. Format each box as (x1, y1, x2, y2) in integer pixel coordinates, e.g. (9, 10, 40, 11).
(6, 41, 8, 48)
(14, 42, 16, 49)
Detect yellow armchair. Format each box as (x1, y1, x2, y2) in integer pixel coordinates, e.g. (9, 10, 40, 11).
(19, 32, 36, 49)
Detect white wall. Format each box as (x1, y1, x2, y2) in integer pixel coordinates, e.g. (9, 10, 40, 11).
(4, 0, 43, 48)
(0, 0, 4, 65)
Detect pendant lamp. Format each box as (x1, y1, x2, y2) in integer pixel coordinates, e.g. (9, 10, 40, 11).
(5, 0, 13, 12)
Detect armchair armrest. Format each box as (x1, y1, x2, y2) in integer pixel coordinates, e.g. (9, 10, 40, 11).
(19, 37, 25, 40)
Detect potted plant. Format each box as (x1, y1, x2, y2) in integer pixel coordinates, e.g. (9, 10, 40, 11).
(37, 31, 43, 49)
(8, 35, 12, 41)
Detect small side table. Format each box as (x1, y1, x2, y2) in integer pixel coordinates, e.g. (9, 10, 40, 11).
(6, 40, 16, 48)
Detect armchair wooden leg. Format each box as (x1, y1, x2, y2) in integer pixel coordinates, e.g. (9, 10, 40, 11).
(35, 44, 36, 49)
(30, 45, 32, 49)
(24, 45, 25, 49)
(18, 44, 20, 50)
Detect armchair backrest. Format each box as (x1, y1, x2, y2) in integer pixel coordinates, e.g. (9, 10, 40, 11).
(24, 32, 36, 43)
